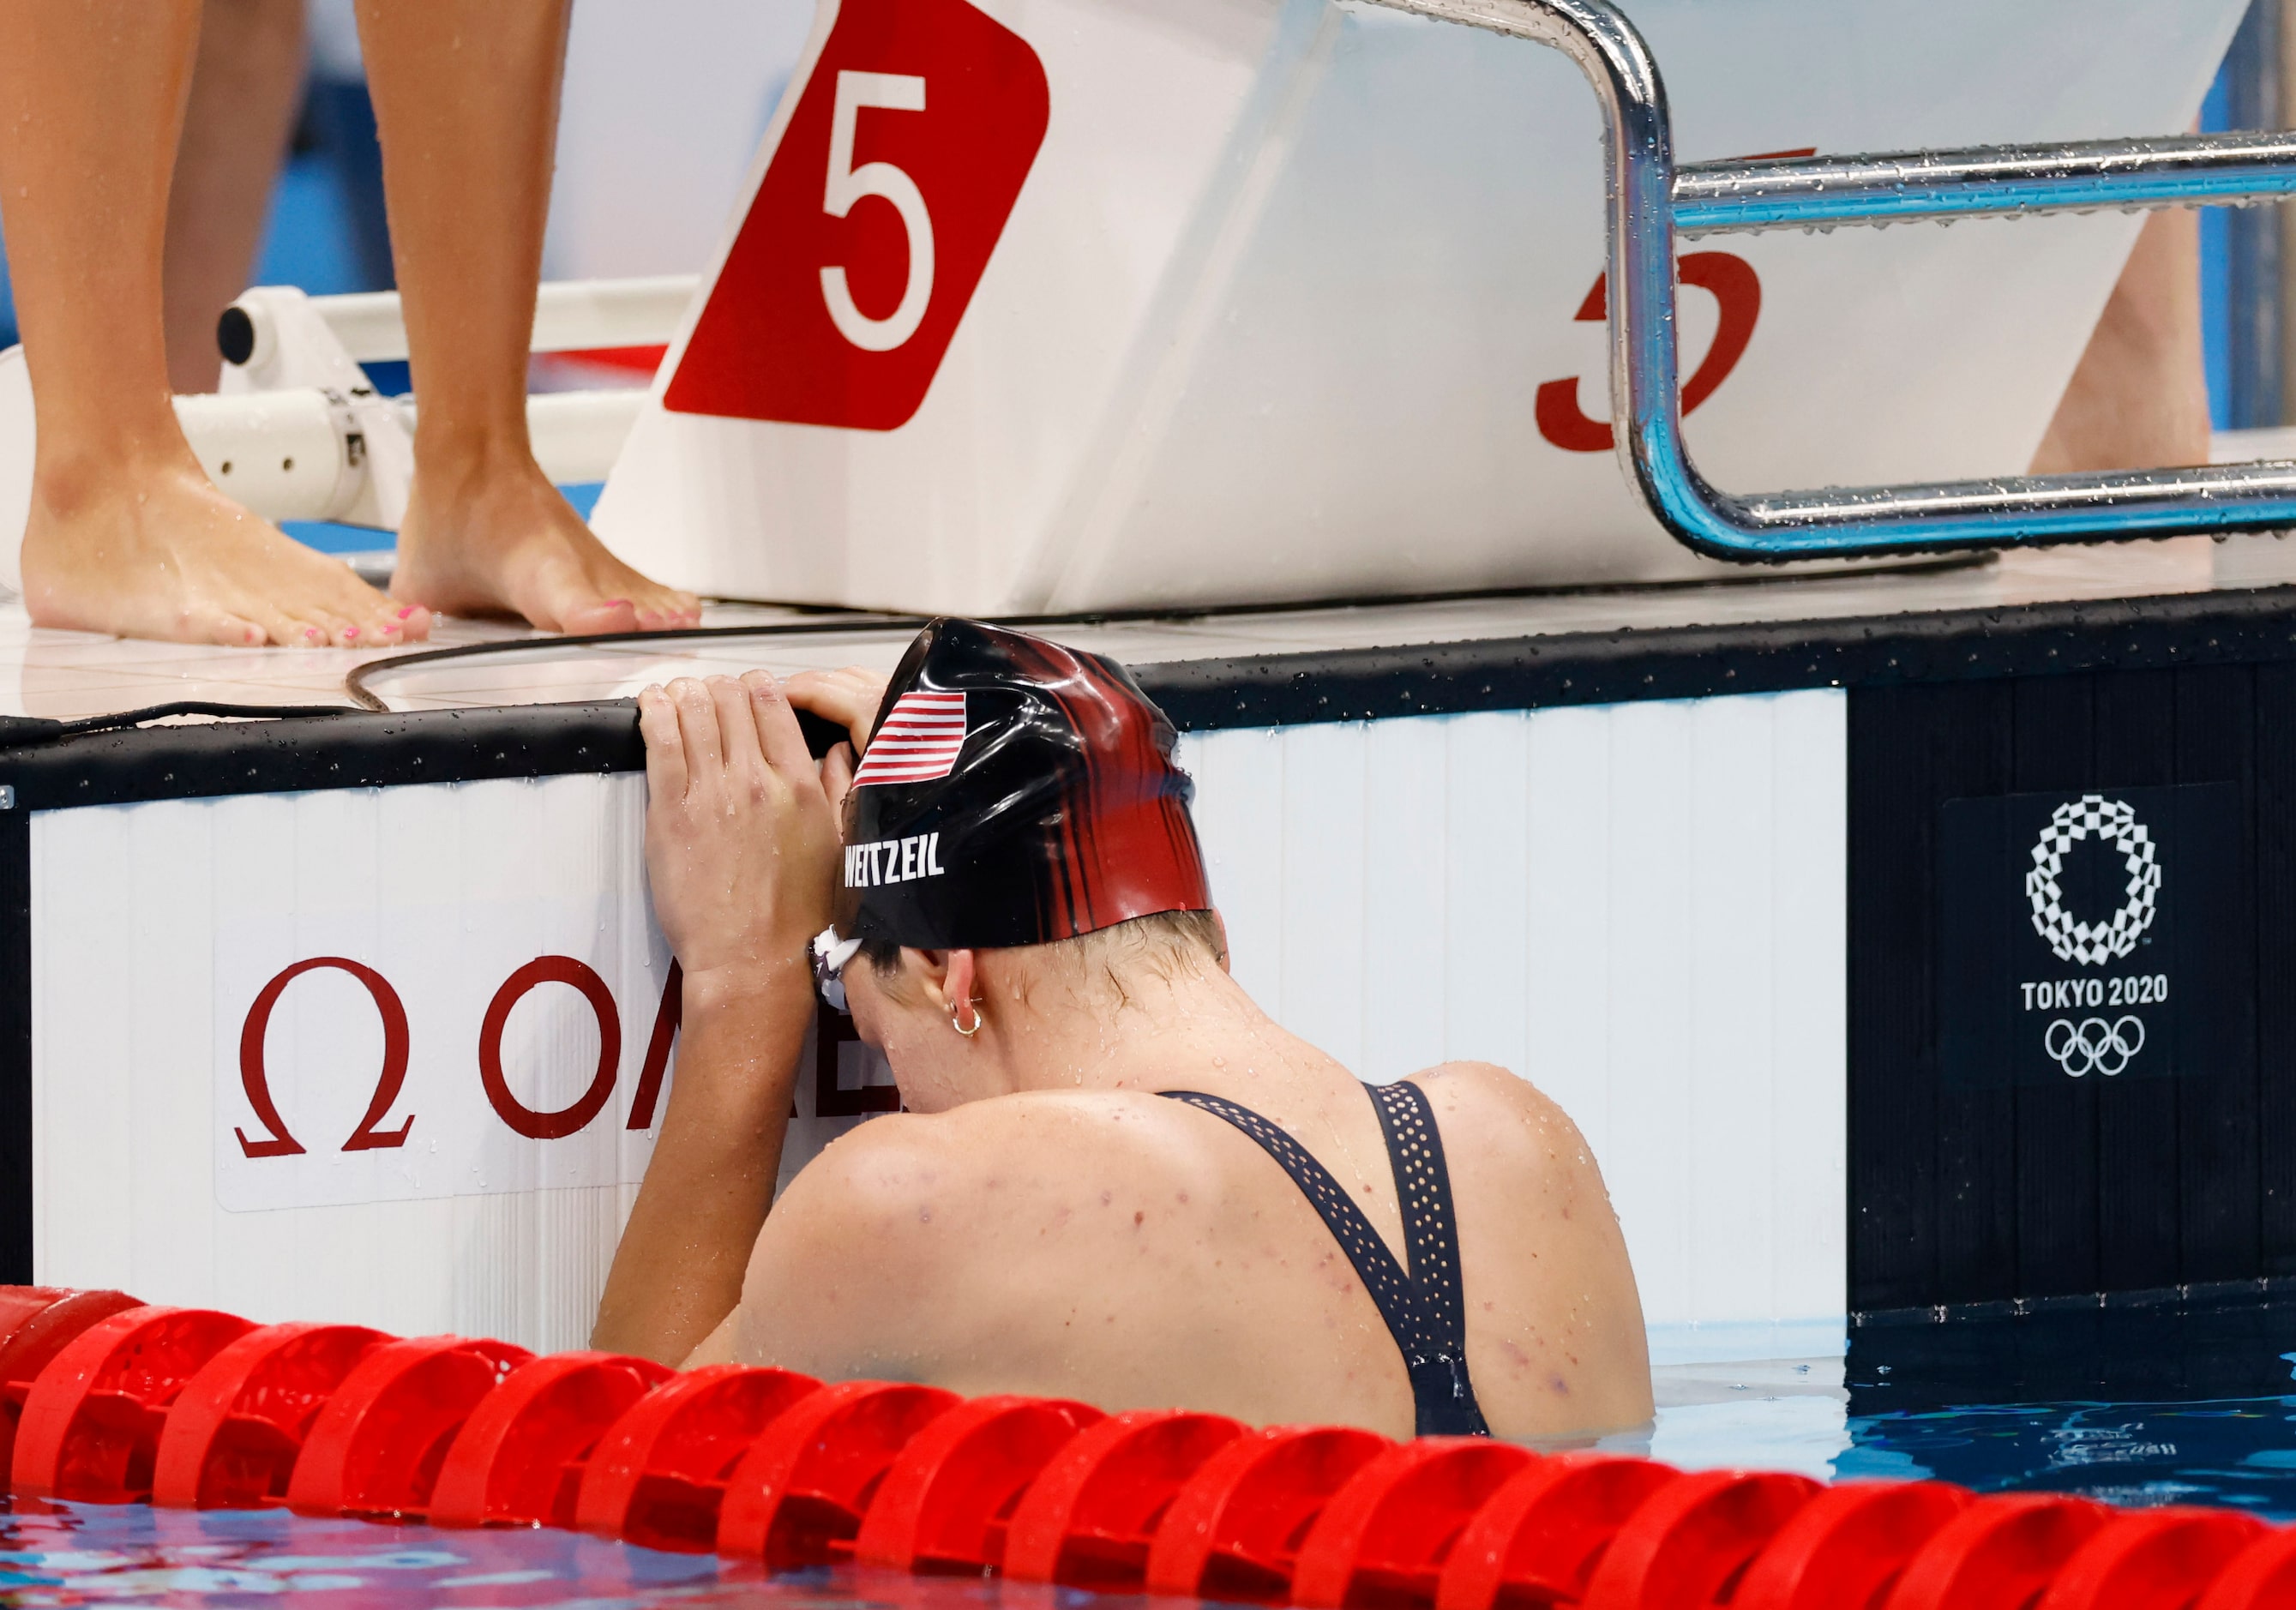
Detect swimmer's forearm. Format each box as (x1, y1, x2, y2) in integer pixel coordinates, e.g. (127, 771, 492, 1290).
(592, 963, 811, 1364)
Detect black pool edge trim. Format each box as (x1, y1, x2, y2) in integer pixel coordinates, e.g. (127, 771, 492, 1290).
(7, 582, 2296, 809)
(1134, 580, 2296, 729)
(0, 702, 645, 812)
(1851, 1274, 2296, 1330)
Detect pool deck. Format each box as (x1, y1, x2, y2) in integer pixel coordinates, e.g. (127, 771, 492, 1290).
(0, 532, 2274, 723)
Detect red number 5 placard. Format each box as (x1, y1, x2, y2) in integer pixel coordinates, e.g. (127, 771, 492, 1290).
(663, 0, 1050, 431)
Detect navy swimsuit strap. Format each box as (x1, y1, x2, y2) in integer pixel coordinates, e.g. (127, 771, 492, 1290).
(1160, 1083, 1491, 1437)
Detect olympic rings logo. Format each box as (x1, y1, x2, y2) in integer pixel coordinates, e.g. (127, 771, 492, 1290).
(2044, 1015, 2146, 1078)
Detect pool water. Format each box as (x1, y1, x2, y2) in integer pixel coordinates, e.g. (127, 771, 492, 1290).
(1634, 1289, 2296, 1516)
(0, 1504, 1071, 1610)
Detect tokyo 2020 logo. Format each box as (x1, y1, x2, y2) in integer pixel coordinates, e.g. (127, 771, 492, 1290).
(2026, 795, 2161, 967)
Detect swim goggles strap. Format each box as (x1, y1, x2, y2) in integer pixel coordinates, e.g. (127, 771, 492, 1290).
(810, 926, 865, 1013)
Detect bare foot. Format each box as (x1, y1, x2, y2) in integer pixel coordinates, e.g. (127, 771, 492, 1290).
(390, 450, 701, 634)
(20, 459, 432, 648)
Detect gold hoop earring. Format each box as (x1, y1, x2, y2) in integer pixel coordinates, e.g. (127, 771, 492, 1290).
(951, 1000, 983, 1037)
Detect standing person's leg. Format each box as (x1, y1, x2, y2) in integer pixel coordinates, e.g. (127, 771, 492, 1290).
(0, 0, 428, 646)
(164, 0, 307, 394)
(357, 0, 700, 634)
(2029, 208, 2213, 474)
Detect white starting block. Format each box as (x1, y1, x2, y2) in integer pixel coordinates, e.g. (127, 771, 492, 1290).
(589, 0, 2248, 613)
(0, 0, 2257, 611)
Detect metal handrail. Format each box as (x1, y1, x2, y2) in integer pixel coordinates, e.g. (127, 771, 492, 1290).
(1366, 0, 2296, 561)
(1675, 133, 2296, 236)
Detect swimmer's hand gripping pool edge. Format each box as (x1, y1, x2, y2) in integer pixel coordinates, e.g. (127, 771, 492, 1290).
(592, 668, 881, 1365)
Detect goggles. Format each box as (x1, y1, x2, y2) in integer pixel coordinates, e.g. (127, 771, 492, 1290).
(810, 926, 864, 1013)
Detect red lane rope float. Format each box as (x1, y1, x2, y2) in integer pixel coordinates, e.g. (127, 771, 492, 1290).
(0, 1289, 144, 1475)
(1289, 1438, 1542, 1609)
(1578, 1469, 1821, 1610)
(151, 1322, 392, 1510)
(1730, 1479, 1970, 1610)
(2197, 1528, 2296, 1610)
(2038, 1507, 2273, 1610)
(574, 1363, 821, 1551)
(428, 1350, 675, 1529)
(717, 1379, 960, 1567)
(1884, 1494, 2112, 1610)
(1436, 1454, 1685, 1610)
(850, 1394, 1106, 1574)
(9, 1289, 2296, 1609)
(12, 1306, 257, 1502)
(285, 1335, 532, 1520)
(1003, 1409, 1247, 1590)
(1145, 1425, 1396, 1602)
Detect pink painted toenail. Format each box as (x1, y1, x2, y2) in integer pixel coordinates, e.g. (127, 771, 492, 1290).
(397, 606, 415, 619)
(345, 627, 359, 639)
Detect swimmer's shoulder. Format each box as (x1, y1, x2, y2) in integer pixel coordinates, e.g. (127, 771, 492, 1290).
(791, 1087, 1214, 1204)
(730, 1112, 1012, 1377)
(735, 1092, 1223, 1377)
(1403, 1061, 1650, 1434)
(1408, 1059, 1576, 1129)
(1403, 1060, 1608, 1192)
(766, 1090, 1211, 1246)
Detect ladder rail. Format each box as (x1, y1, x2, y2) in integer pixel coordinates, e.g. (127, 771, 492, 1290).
(1365, 0, 2296, 561)
(1676, 132, 2296, 237)
(225, 274, 700, 368)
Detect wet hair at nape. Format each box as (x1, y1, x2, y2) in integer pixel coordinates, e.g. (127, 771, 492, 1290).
(859, 908, 1223, 985)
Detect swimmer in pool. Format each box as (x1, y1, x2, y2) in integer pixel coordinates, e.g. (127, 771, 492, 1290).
(596, 621, 1652, 1440)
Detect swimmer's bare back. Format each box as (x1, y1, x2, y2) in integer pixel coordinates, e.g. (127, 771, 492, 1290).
(711, 1062, 1648, 1442)
(595, 662, 1652, 1444)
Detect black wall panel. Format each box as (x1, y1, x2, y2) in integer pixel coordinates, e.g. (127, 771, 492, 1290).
(1848, 666, 2282, 1314)
(2262, 666, 2296, 1267)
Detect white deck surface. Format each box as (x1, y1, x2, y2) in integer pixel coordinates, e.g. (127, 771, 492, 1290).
(0, 535, 2263, 721)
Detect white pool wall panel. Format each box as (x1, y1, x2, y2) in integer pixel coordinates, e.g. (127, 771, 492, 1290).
(27, 688, 1846, 1355)
(30, 773, 664, 1355)
(1176, 687, 1849, 1334)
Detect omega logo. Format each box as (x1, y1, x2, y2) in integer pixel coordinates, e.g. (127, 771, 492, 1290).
(233, 957, 682, 1158)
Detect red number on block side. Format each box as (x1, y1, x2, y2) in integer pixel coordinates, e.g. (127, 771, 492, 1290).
(1535, 251, 1764, 454)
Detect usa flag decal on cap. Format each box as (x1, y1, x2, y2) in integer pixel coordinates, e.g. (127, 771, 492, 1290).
(854, 690, 969, 786)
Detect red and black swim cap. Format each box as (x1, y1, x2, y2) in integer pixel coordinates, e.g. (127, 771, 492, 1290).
(836, 619, 1212, 950)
